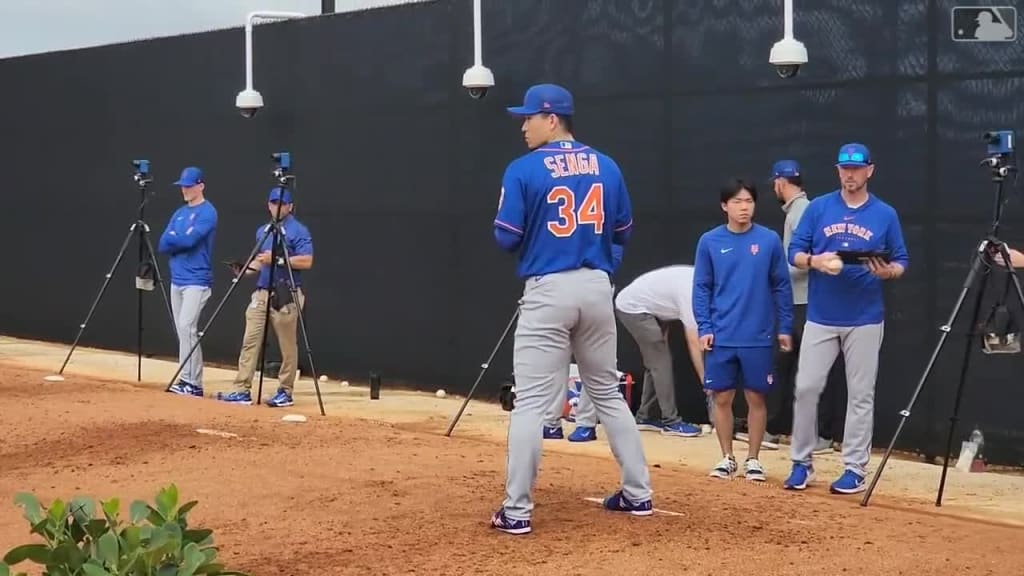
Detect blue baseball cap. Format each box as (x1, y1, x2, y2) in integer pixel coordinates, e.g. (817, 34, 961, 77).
(506, 83, 574, 116)
(836, 143, 872, 167)
(173, 166, 204, 187)
(771, 159, 801, 179)
(268, 187, 292, 204)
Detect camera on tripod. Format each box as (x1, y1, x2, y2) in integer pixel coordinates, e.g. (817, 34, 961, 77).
(132, 159, 152, 187)
(272, 152, 292, 185)
(980, 130, 1017, 180)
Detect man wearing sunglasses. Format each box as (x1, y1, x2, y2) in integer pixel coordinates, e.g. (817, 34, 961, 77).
(783, 143, 910, 495)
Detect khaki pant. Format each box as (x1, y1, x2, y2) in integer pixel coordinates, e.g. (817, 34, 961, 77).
(232, 288, 305, 393)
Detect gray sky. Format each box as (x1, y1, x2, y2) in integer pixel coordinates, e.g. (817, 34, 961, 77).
(0, 0, 429, 59)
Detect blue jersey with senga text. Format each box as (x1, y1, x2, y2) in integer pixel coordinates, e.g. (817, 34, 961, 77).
(493, 140, 633, 278)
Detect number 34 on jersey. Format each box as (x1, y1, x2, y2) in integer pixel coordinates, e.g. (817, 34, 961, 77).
(493, 145, 633, 248)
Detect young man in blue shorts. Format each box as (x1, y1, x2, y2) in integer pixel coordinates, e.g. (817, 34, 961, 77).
(693, 178, 793, 481)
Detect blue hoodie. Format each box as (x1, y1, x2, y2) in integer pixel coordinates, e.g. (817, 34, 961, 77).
(158, 200, 218, 287)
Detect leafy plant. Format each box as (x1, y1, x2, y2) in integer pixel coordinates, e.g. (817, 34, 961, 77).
(0, 484, 248, 576)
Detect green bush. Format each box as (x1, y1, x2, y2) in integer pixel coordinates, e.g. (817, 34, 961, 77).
(0, 484, 248, 576)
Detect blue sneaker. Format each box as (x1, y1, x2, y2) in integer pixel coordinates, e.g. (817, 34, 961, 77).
(602, 490, 653, 516)
(568, 426, 597, 442)
(543, 425, 564, 440)
(830, 469, 866, 494)
(661, 422, 702, 437)
(265, 389, 294, 408)
(168, 381, 202, 397)
(216, 390, 253, 405)
(783, 462, 815, 490)
(490, 508, 531, 535)
(636, 419, 664, 432)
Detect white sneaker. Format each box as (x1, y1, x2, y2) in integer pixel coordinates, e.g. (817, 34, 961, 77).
(709, 455, 737, 479)
(744, 458, 767, 482)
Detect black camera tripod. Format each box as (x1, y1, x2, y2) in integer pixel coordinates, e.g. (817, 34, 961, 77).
(862, 149, 1022, 507)
(163, 153, 326, 416)
(51, 161, 174, 382)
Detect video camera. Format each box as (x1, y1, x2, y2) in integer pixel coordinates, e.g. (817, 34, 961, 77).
(132, 159, 152, 188)
(984, 130, 1014, 157)
(272, 152, 292, 186)
(980, 130, 1017, 181)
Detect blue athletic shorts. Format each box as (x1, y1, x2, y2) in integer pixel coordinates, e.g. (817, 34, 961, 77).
(703, 345, 775, 394)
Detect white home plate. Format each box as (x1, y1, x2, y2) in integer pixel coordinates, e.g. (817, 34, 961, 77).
(584, 497, 685, 517)
(281, 414, 307, 423)
(43, 375, 65, 382)
(195, 428, 239, 438)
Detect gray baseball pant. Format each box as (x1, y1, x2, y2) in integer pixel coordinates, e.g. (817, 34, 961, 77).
(171, 284, 211, 387)
(569, 311, 681, 428)
(790, 320, 884, 477)
(503, 268, 652, 520)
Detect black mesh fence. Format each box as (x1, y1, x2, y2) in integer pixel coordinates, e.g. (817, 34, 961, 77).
(1, 0, 1022, 464)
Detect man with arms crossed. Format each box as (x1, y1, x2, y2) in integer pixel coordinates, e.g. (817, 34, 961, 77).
(160, 166, 218, 398)
(216, 187, 314, 409)
(490, 83, 653, 535)
(693, 178, 793, 481)
(783, 143, 909, 494)
(565, 265, 705, 442)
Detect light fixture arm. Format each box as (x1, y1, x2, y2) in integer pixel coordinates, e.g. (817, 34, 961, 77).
(783, 0, 794, 39)
(472, 0, 483, 66)
(244, 11, 307, 91)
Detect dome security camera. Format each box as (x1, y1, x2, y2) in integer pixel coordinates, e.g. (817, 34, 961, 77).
(463, 64, 494, 99)
(769, 37, 807, 79)
(235, 88, 264, 118)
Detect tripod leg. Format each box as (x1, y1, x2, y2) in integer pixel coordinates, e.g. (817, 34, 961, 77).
(254, 231, 282, 406)
(165, 224, 275, 391)
(861, 244, 987, 506)
(275, 239, 325, 415)
(445, 306, 521, 437)
(141, 228, 176, 330)
(936, 264, 989, 507)
(137, 224, 145, 381)
(56, 223, 139, 376)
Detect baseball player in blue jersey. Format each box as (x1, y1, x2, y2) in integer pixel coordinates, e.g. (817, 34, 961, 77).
(160, 166, 218, 398)
(490, 83, 653, 535)
(783, 143, 909, 494)
(693, 178, 793, 481)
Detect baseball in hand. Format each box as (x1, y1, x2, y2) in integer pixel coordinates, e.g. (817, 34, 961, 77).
(825, 258, 843, 274)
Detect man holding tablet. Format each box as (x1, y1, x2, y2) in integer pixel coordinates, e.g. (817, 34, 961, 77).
(783, 143, 910, 495)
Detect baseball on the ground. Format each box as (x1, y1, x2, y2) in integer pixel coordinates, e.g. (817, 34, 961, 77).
(436, 389, 446, 398)
(341, 380, 350, 387)
(319, 375, 328, 382)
